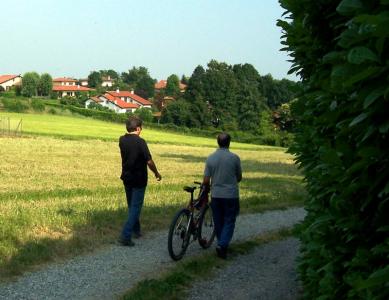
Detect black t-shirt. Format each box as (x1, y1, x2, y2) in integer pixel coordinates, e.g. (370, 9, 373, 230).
(119, 134, 152, 187)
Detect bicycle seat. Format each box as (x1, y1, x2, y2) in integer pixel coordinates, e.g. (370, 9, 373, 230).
(183, 186, 196, 193)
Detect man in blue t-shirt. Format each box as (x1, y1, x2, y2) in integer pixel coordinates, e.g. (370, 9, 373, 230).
(118, 116, 161, 246)
(202, 132, 242, 259)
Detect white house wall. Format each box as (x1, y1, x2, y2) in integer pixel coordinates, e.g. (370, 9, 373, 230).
(0, 77, 22, 90)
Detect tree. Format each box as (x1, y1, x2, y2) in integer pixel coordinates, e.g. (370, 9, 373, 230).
(260, 75, 300, 109)
(134, 107, 153, 123)
(181, 74, 189, 85)
(21, 72, 40, 97)
(38, 73, 53, 96)
(165, 74, 180, 96)
(88, 71, 102, 88)
(99, 69, 118, 80)
(135, 75, 155, 99)
(184, 65, 206, 99)
(160, 99, 192, 127)
(233, 63, 266, 131)
(202, 60, 238, 127)
(122, 66, 155, 99)
(121, 66, 149, 85)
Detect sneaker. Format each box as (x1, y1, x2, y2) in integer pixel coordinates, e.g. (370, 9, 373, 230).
(199, 238, 208, 247)
(133, 232, 143, 239)
(216, 246, 227, 259)
(118, 239, 135, 247)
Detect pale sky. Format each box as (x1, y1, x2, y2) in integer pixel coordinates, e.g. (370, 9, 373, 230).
(0, 0, 296, 81)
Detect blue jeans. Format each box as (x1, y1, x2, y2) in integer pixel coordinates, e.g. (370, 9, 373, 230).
(121, 185, 146, 241)
(210, 197, 239, 248)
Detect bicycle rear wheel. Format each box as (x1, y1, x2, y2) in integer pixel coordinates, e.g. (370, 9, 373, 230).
(168, 208, 191, 261)
(198, 205, 216, 249)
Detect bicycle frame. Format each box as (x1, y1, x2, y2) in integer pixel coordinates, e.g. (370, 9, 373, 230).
(168, 181, 215, 261)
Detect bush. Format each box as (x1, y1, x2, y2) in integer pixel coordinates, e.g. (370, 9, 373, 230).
(1, 98, 29, 112)
(279, 0, 389, 299)
(134, 107, 153, 123)
(31, 99, 45, 112)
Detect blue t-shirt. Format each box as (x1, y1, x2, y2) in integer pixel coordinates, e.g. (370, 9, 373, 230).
(204, 148, 242, 198)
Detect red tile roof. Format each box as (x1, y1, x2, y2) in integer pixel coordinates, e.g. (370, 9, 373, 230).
(106, 90, 152, 106)
(154, 80, 187, 90)
(53, 85, 92, 91)
(154, 80, 167, 89)
(53, 77, 77, 82)
(103, 93, 117, 101)
(0, 75, 20, 84)
(90, 96, 102, 103)
(102, 93, 139, 109)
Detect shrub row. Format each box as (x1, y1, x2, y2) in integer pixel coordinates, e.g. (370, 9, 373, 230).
(279, 0, 388, 299)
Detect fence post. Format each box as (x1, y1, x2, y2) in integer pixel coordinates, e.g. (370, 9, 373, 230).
(0, 117, 22, 137)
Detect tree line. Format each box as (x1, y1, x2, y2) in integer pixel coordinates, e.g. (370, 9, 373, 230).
(160, 60, 300, 135)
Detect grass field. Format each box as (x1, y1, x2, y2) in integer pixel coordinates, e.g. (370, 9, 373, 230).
(0, 112, 280, 150)
(0, 111, 305, 279)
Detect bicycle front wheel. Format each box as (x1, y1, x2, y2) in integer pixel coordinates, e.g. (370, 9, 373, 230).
(198, 205, 216, 249)
(168, 208, 191, 261)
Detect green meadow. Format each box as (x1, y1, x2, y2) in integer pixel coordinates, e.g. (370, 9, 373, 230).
(0, 111, 305, 279)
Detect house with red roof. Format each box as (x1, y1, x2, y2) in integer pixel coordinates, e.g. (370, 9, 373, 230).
(52, 85, 93, 98)
(106, 90, 152, 108)
(52, 77, 93, 97)
(85, 89, 152, 113)
(0, 75, 22, 91)
(53, 77, 78, 86)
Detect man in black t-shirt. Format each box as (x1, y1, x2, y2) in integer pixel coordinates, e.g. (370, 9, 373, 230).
(118, 116, 161, 246)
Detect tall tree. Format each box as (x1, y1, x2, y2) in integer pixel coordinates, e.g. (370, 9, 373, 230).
(202, 60, 238, 128)
(233, 63, 266, 131)
(122, 66, 155, 98)
(99, 69, 118, 80)
(121, 66, 149, 85)
(180, 74, 189, 85)
(160, 99, 192, 127)
(165, 74, 180, 96)
(38, 73, 53, 96)
(21, 72, 40, 97)
(135, 76, 155, 99)
(184, 65, 206, 99)
(88, 71, 102, 88)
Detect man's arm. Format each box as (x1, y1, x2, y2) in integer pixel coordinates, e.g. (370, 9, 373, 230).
(236, 157, 242, 182)
(147, 159, 162, 181)
(202, 176, 211, 186)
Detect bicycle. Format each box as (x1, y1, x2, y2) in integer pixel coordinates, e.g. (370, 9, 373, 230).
(168, 181, 216, 261)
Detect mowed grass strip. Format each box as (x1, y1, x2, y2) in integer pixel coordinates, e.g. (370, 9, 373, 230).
(0, 112, 281, 150)
(0, 132, 305, 279)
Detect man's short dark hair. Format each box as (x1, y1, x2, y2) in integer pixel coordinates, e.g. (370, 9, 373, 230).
(217, 132, 231, 148)
(126, 116, 143, 133)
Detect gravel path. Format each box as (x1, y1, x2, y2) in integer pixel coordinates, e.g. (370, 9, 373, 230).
(0, 207, 305, 300)
(186, 238, 301, 300)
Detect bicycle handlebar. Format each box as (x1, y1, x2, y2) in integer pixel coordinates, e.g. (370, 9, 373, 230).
(194, 181, 202, 185)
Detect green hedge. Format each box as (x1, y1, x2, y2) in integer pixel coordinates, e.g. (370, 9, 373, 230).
(279, 0, 389, 299)
(1, 98, 29, 112)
